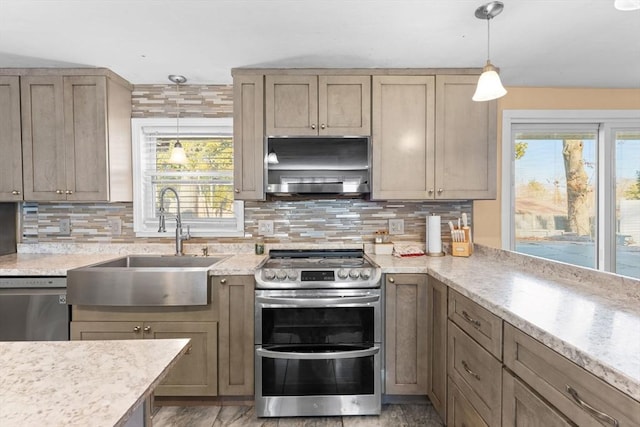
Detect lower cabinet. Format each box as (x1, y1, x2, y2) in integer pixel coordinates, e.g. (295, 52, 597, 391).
(447, 377, 489, 427)
(71, 320, 217, 396)
(502, 369, 573, 427)
(384, 273, 428, 394)
(215, 275, 255, 396)
(426, 276, 448, 420)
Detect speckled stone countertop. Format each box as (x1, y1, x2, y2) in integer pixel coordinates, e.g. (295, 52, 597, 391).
(370, 246, 640, 402)
(0, 338, 190, 427)
(2, 243, 639, 402)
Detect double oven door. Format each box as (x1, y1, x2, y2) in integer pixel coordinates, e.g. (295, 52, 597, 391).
(254, 288, 382, 417)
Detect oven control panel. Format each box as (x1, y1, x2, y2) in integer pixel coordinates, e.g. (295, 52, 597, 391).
(257, 268, 380, 289)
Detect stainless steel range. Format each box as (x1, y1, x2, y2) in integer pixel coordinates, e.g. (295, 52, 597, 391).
(254, 249, 383, 418)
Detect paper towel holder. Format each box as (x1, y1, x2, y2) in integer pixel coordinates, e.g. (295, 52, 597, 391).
(426, 213, 446, 257)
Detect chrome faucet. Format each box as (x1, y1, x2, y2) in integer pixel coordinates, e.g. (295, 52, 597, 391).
(158, 186, 191, 255)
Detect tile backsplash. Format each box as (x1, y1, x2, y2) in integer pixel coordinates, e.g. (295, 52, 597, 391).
(21, 200, 472, 246)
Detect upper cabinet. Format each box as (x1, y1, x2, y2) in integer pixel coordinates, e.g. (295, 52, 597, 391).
(0, 76, 23, 201)
(232, 68, 496, 201)
(434, 75, 497, 200)
(265, 75, 371, 136)
(233, 75, 264, 200)
(371, 74, 496, 200)
(0, 68, 132, 202)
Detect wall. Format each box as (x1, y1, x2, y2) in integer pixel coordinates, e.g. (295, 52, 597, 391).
(24, 83, 471, 247)
(473, 87, 640, 249)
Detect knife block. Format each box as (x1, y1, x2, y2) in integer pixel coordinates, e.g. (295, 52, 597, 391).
(452, 227, 473, 257)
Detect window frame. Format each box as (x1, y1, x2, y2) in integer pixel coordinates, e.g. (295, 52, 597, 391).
(502, 109, 640, 274)
(131, 117, 244, 238)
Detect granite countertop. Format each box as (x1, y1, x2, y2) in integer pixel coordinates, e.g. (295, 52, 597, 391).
(1, 243, 638, 402)
(0, 338, 190, 427)
(370, 248, 640, 402)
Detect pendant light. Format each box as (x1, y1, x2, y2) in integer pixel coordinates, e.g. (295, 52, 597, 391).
(472, 1, 508, 102)
(614, 0, 640, 10)
(168, 74, 188, 165)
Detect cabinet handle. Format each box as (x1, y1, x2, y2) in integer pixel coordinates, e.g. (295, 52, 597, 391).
(185, 345, 193, 355)
(56, 190, 64, 194)
(437, 188, 443, 195)
(234, 189, 240, 193)
(428, 189, 434, 195)
(311, 124, 316, 130)
(461, 360, 480, 381)
(566, 385, 619, 427)
(388, 277, 395, 283)
(220, 278, 227, 284)
(320, 123, 326, 129)
(143, 326, 151, 333)
(65, 190, 73, 195)
(133, 326, 141, 333)
(12, 190, 21, 195)
(461, 310, 481, 328)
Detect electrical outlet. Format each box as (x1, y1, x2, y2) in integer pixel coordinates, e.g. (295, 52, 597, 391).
(258, 220, 274, 236)
(59, 218, 71, 236)
(108, 218, 122, 236)
(388, 219, 404, 235)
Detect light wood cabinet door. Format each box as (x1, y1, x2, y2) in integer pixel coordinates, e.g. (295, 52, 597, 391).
(435, 75, 497, 200)
(0, 76, 23, 201)
(149, 321, 218, 397)
(63, 76, 109, 201)
(372, 76, 436, 200)
(502, 370, 574, 427)
(447, 378, 489, 427)
(21, 75, 67, 201)
(266, 75, 318, 136)
(71, 320, 218, 397)
(427, 276, 448, 421)
(233, 74, 265, 200)
(385, 273, 428, 394)
(217, 275, 255, 396)
(318, 75, 371, 136)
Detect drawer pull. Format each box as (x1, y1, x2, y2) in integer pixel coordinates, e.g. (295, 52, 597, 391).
(461, 310, 481, 328)
(566, 385, 619, 427)
(461, 360, 480, 381)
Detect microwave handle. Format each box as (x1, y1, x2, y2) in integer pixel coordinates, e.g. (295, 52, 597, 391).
(255, 295, 379, 306)
(256, 345, 380, 360)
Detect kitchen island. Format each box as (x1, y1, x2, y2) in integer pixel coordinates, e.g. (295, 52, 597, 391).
(0, 338, 190, 427)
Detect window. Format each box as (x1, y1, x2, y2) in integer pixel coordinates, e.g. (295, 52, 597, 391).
(132, 118, 243, 237)
(503, 111, 640, 279)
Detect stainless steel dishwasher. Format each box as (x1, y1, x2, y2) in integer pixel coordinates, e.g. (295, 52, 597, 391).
(0, 277, 69, 341)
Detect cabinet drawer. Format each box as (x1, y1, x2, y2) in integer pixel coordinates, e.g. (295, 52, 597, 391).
(447, 377, 489, 427)
(448, 321, 502, 426)
(503, 369, 573, 427)
(448, 289, 502, 359)
(504, 323, 640, 427)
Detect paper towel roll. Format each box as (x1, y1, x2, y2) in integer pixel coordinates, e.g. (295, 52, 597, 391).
(427, 215, 442, 254)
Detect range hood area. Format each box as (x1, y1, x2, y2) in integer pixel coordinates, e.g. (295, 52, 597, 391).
(265, 136, 371, 197)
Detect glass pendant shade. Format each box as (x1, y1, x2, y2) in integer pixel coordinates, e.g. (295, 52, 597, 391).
(267, 149, 279, 164)
(169, 141, 188, 164)
(472, 61, 508, 102)
(614, 0, 640, 10)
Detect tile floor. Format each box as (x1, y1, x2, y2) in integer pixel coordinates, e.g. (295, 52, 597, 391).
(152, 403, 444, 427)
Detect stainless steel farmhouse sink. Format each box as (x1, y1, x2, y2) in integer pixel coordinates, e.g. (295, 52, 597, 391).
(67, 255, 227, 306)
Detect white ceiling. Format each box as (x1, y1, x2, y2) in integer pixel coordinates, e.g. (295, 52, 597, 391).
(1, 0, 639, 87)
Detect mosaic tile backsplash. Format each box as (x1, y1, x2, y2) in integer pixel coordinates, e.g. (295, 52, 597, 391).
(21, 200, 472, 245)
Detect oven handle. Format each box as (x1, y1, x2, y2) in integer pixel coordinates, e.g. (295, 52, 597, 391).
(255, 295, 379, 306)
(256, 345, 380, 360)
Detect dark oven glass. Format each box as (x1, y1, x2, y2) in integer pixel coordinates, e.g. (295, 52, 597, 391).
(261, 345, 375, 396)
(261, 307, 374, 345)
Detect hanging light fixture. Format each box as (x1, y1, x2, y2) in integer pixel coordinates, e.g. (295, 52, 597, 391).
(168, 74, 188, 165)
(472, 1, 508, 102)
(614, 0, 640, 10)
